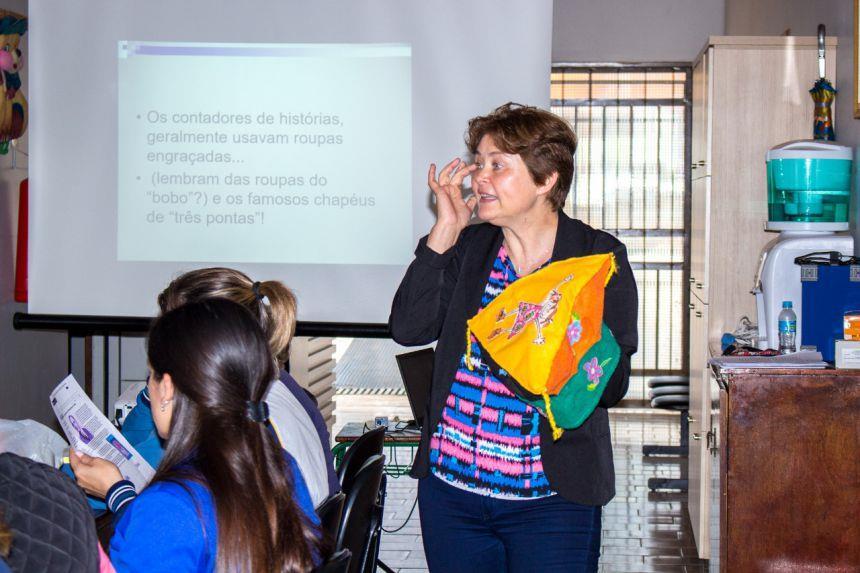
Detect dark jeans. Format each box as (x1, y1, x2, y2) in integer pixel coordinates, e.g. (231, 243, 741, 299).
(418, 475, 601, 573)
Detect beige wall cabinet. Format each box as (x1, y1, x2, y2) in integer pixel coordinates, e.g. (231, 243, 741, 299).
(686, 36, 836, 560)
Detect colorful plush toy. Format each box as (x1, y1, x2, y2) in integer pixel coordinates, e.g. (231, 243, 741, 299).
(0, 12, 27, 155)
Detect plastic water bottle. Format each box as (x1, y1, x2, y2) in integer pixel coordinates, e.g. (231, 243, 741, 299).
(778, 301, 797, 354)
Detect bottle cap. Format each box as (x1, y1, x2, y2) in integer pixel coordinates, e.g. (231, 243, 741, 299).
(782, 301, 792, 308)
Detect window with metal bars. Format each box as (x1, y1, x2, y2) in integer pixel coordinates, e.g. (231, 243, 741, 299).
(551, 66, 691, 404)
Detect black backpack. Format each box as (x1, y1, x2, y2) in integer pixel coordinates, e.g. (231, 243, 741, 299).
(0, 453, 99, 573)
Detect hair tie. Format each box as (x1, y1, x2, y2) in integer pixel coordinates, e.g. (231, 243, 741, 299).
(245, 400, 270, 423)
(251, 281, 270, 307)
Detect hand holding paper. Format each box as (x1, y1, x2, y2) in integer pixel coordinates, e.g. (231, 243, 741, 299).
(69, 448, 123, 498)
(50, 375, 155, 492)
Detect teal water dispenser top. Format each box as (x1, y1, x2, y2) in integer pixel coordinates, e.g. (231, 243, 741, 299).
(766, 140, 852, 231)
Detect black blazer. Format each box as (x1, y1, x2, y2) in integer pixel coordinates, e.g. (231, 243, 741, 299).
(389, 211, 638, 506)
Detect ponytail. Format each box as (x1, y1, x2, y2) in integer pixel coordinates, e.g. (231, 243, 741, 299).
(158, 268, 298, 365)
(250, 279, 297, 365)
(148, 299, 320, 572)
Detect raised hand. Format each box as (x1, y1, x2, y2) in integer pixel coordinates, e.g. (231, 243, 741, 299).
(426, 158, 477, 254)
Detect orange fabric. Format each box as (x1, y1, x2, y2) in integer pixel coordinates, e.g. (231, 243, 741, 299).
(467, 253, 616, 398)
(546, 257, 609, 394)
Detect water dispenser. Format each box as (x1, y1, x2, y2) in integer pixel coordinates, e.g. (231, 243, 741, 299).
(766, 140, 852, 230)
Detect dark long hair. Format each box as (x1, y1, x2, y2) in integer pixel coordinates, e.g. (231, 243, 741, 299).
(147, 299, 320, 572)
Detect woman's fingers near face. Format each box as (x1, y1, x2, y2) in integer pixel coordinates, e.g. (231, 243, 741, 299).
(438, 158, 462, 184)
(451, 163, 476, 186)
(427, 163, 438, 188)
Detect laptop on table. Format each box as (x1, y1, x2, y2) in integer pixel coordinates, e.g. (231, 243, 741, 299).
(395, 347, 434, 431)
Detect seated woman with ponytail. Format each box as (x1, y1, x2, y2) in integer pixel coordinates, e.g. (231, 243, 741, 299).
(75, 300, 322, 572)
(78, 268, 338, 511)
(152, 268, 338, 505)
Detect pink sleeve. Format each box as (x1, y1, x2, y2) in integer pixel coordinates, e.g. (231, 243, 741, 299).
(98, 542, 116, 573)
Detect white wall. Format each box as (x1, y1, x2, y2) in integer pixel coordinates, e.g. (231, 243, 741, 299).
(0, 0, 67, 425)
(724, 0, 860, 248)
(725, 0, 858, 146)
(552, 0, 726, 63)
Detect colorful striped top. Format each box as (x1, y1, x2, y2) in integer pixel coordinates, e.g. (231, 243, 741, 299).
(429, 245, 555, 499)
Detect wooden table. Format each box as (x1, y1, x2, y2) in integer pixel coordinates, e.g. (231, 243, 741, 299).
(332, 422, 421, 477)
(710, 367, 860, 572)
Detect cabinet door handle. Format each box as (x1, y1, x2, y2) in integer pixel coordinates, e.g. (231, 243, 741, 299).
(687, 415, 696, 423)
(689, 277, 696, 283)
(695, 311, 703, 318)
(698, 160, 706, 166)
(692, 433, 701, 440)
(689, 303, 695, 310)
(692, 164, 698, 169)
(696, 282, 703, 289)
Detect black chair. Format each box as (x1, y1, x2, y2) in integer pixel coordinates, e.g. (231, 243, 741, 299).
(316, 491, 346, 544)
(646, 375, 690, 387)
(338, 426, 385, 494)
(336, 455, 385, 573)
(337, 426, 394, 573)
(642, 375, 690, 491)
(313, 548, 352, 573)
(364, 473, 392, 573)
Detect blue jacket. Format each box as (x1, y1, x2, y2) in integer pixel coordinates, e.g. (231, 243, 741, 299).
(118, 387, 164, 467)
(121, 371, 338, 501)
(110, 455, 318, 573)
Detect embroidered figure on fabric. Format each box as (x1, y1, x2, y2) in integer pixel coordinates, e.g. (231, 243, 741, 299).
(488, 275, 573, 345)
(566, 313, 582, 346)
(583, 356, 613, 391)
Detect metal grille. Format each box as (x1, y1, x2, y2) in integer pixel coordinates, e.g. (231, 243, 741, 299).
(551, 66, 691, 402)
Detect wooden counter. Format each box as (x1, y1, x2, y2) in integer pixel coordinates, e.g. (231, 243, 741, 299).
(710, 368, 860, 572)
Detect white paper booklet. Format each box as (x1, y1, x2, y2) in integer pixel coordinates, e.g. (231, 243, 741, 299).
(708, 350, 827, 370)
(50, 374, 155, 490)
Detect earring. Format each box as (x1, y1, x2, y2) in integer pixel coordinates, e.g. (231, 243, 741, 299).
(160, 398, 172, 413)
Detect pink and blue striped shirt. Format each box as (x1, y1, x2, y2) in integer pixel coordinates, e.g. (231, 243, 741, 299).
(429, 245, 554, 499)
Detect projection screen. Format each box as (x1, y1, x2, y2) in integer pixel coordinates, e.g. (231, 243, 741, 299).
(28, 0, 552, 323)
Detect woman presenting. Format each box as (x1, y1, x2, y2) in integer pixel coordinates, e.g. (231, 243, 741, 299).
(390, 103, 638, 572)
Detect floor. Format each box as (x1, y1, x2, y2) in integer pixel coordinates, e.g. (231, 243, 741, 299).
(333, 339, 708, 572)
(339, 405, 708, 572)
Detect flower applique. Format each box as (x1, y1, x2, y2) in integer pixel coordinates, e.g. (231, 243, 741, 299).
(566, 314, 582, 346)
(584, 356, 612, 391)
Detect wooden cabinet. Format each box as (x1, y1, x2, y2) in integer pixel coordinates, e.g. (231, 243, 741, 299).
(690, 176, 711, 301)
(710, 368, 860, 572)
(687, 36, 837, 559)
(691, 47, 712, 178)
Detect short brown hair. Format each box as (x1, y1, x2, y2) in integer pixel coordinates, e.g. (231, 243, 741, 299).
(158, 268, 297, 365)
(466, 102, 578, 211)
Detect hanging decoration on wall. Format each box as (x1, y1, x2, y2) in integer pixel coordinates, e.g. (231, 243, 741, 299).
(810, 24, 836, 141)
(0, 11, 27, 155)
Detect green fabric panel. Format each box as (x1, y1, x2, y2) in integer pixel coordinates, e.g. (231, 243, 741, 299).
(525, 323, 620, 429)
